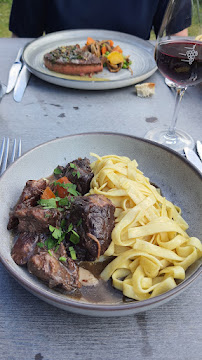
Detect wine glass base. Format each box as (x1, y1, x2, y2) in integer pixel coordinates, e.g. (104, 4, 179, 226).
(145, 127, 195, 154)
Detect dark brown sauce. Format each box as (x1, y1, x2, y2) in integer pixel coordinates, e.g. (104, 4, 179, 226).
(77, 258, 124, 304)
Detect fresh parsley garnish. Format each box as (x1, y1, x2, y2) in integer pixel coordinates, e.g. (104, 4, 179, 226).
(49, 225, 63, 240)
(70, 163, 76, 169)
(69, 230, 80, 244)
(45, 236, 56, 250)
(53, 181, 80, 196)
(67, 223, 73, 232)
(69, 246, 77, 260)
(37, 242, 44, 248)
(38, 197, 60, 209)
(54, 167, 63, 175)
(59, 256, 67, 262)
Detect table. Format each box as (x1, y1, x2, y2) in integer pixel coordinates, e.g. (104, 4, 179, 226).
(0, 38, 201, 360)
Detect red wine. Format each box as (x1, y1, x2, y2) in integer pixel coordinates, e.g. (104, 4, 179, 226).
(156, 40, 202, 86)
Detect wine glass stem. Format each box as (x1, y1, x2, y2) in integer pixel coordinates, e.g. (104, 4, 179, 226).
(167, 87, 187, 138)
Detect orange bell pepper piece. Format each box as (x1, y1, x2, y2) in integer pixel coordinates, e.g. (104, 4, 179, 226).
(101, 45, 107, 55)
(86, 37, 95, 45)
(112, 45, 123, 53)
(108, 40, 114, 47)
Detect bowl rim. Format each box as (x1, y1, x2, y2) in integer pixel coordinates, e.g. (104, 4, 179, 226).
(0, 131, 201, 313)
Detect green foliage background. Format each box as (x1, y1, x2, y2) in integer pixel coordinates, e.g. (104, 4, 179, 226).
(0, 0, 201, 38)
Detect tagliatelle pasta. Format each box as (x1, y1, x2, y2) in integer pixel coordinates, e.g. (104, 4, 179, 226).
(89, 154, 202, 300)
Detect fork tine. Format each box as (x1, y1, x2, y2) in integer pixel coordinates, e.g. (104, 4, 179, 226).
(17, 139, 22, 157)
(0, 137, 5, 166)
(10, 139, 17, 163)
(0, 138, 9, 175)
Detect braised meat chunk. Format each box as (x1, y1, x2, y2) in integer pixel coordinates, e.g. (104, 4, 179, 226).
(27, 248, 81, 292)
(66, 194, 115, 261)
(7, 179, 47, 230)
(11, 232, 40, 265)
(64, 157, 94, 195)
(15, 207, 62, 233)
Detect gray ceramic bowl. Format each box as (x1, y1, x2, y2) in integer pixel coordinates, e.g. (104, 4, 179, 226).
(0, 133, 201, 316)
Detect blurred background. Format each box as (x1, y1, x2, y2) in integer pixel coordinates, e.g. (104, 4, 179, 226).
(0, 0, 201, 38)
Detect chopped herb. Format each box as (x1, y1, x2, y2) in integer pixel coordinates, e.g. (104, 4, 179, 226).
(49, 225, 63, 240)
(59, 256, 67, 262)
(45, 236, 56, 250)
(48, 250, 53, 256)
(38, 198, 59, 209)
(70, 162, 77, 169)
(69, 231, 80, 244)
(72, 171, 77, 177)
(53, 181, 80, 196)
(54, 245, 60, 253)
(77, 218, 82, 227)
(61, 219, 66, 228)
(66, 183, 80, 196)
(77, 171, 81, 179)
(69, 246, 77, 260)
(57, 232, 66, 244)
(58, 197, 71, 207)
(37, 242, 44, 248)
(67, 223, 73, 232)
(72, 230, 79, 237)
(54, 167, 63, 175)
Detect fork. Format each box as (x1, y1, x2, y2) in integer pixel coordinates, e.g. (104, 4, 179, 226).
(0, 138, 21, 176)
(0, 81, 6, 102)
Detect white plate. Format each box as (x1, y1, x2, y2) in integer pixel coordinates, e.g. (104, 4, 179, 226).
(23, 29, 157, 90)
(0, 133, 201, 316)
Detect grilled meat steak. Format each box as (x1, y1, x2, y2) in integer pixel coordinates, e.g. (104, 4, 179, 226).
(65, 194, 115, 261)
(44, 44, 103, 76)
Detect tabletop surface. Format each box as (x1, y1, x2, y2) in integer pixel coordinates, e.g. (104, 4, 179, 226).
(0, 38, 201, 360)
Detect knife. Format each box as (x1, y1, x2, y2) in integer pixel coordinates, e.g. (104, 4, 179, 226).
(196, 141, 202, 162)
(13, 64, 31, 103)
(184, 147, 202, 173)
(6, 48, 23, 94)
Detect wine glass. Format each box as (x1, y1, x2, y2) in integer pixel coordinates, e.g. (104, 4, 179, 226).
(145, 0, 202, 153)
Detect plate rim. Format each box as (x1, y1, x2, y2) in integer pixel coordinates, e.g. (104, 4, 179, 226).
(0, 132, 201, 314)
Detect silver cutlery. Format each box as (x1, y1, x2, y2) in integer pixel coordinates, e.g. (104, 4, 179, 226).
(184, 147, 202, 173)
(0, 138, 21, 176)
(0, 81, 6, 102)
(196, 140, 202, 162)
(13, 64, 31, 103)
(6, 48, 23, 94)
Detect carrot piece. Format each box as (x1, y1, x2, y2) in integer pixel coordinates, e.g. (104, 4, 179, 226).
(55, 176, 71, 198)
(101, 45, 107, 55)
(41, 186, 56, 200)
(86, 37, 95, 45)
(56, 176, 71, 185)
(112, 45, 123, 53)
(109, 40, 114, 47)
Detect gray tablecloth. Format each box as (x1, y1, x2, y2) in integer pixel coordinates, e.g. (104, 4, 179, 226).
(0, 38, 201, 360)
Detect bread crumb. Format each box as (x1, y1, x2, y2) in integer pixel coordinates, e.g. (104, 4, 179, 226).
(135, 82, 155, 97)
